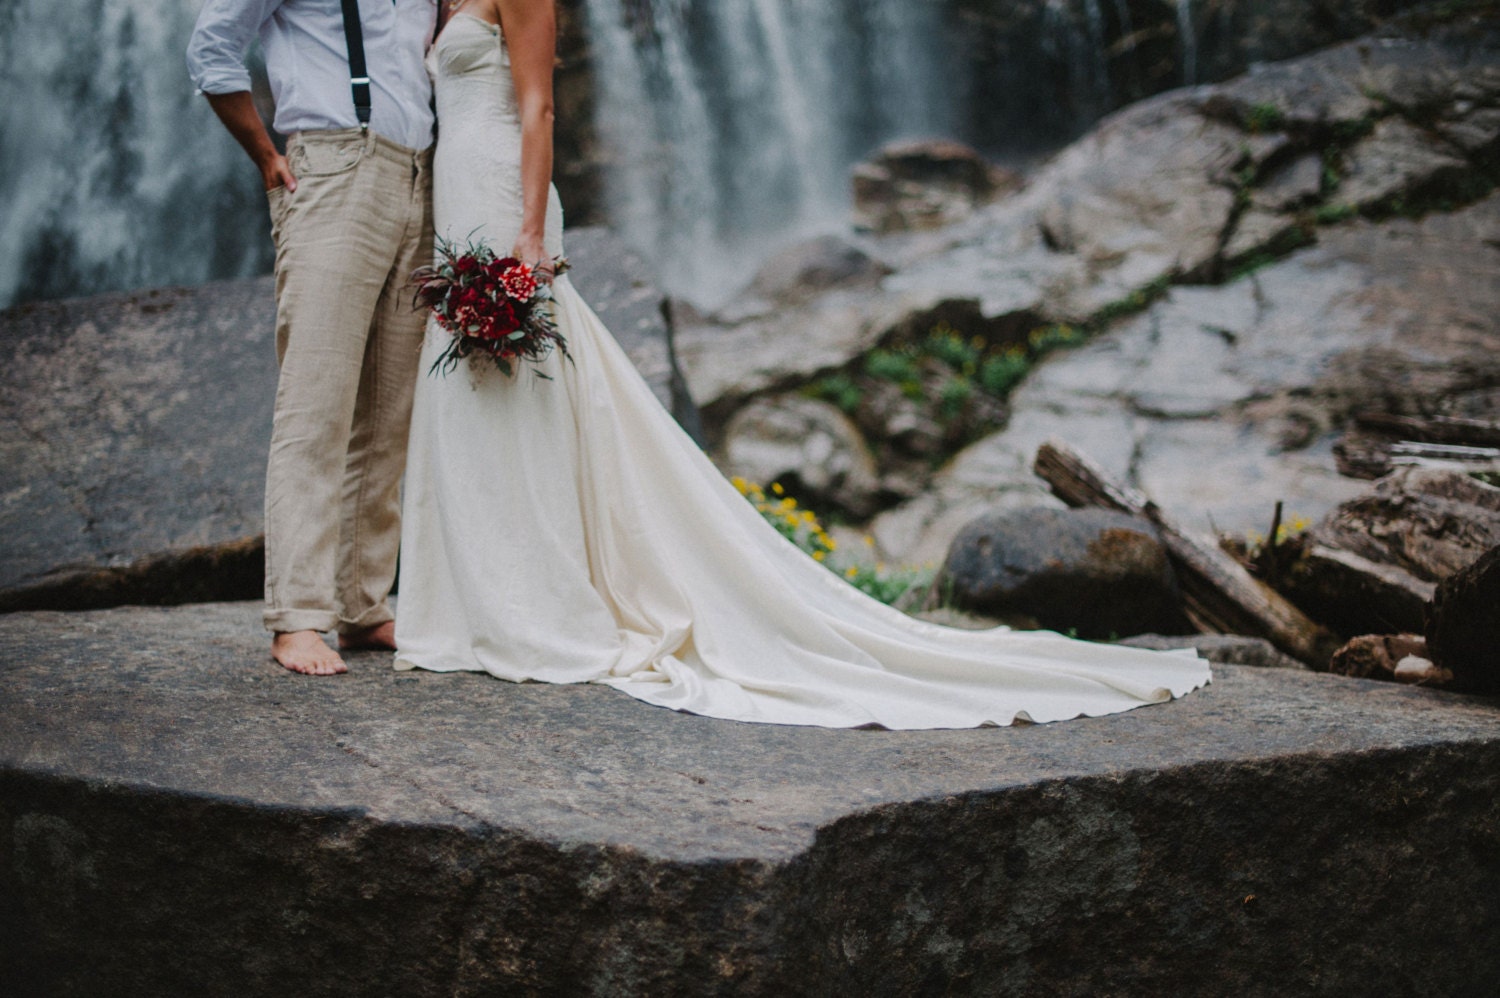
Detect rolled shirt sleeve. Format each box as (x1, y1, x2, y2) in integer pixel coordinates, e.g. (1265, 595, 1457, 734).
(187, 0, 284, 95)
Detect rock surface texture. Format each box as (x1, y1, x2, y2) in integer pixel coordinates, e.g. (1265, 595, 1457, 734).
(0, 228, 700, 611)
(677, 14, 1500, 567)
(3, 601, 1499, 996)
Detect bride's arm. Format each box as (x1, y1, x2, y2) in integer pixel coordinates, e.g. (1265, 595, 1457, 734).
(497, 0, 558, 279)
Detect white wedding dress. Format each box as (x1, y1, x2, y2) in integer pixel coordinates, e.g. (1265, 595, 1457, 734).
(393, 14, 1211, 728)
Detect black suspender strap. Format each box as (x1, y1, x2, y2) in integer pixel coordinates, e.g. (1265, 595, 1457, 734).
(338, 0, 372, 130)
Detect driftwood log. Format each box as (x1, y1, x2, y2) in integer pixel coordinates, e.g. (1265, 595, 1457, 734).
(1337, 413, 1500, 478)
(1354, 412, 1500, 448)
(1034, 441, 1339, 666)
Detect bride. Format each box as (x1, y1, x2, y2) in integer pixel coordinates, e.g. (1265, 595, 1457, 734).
(393, 0, 1211, 728)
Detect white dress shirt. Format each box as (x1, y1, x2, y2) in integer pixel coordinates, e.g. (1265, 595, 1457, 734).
(188, 0, 437, 151)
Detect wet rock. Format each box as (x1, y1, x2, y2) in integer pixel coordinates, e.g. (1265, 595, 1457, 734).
(1035, 96, 1243, 288)
(1336, 117, 1472, 212)
(1222, 208, 1308, 268)
(0, 281, 275, 610)
(1426, 543, 1500, 695)
(870, 189, 1500, 566)
(932, 507, 1188, 638)
(1329, 633, 1449, 685)
(1255, 153, 1325, 211)
(1117, 633, 1308, 671)
(0, 230, 701, 611)
(719, 395, 882, 518)
(742, 235, 891, 307)
(852, 140, 1022, 234)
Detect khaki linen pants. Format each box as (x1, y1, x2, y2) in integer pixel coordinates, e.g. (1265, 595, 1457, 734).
(263, 128, 432, 634)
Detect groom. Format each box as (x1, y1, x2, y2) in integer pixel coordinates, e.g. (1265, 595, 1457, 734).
(188, 0, 438, 675)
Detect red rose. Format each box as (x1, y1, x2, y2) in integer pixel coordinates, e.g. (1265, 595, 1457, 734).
(501, 264, 538, 303)
(478, 298, 518, 338)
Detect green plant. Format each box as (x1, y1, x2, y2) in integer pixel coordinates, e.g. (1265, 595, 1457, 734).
(1329, 116, 1376, 145)
(864, 347, 921, 385)
(733, 476, 934, 607)
(936, 376, 974, 420)
(923, 324, 982, 373)
(1314, 202, 1356, 224)
(1028, 323, 1087, 355)
(840, 561, 937, 606)
(804, 372, 863, 413)
(1244, 102, 1285, 134)
(732, 478, 836, 563)
(977, 348, 1031, 396)
(1092, 276, 1170, 325)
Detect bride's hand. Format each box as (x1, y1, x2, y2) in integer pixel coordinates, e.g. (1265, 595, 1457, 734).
(511, 233, 554, 284)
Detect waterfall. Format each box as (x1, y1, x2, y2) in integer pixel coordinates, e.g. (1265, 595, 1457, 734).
(1039, 0, 1114, 131)
(0, 0, 271, 310)
(1177, 0, 1197, 86)
(579, 0, 955, 306)
(1, 0, 1402, 311)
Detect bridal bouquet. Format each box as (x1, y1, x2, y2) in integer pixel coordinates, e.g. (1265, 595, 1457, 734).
(413, 235, 571, 378)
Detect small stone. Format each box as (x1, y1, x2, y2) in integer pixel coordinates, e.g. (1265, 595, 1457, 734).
(1392, 655, 1451, 685)
(1329, 633, 1433, 683)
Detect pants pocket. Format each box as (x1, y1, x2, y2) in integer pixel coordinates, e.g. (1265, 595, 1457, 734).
(289, 134, 367, 178)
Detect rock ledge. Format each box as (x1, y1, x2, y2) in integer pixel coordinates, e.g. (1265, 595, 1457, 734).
(3, 602, 1499, 995)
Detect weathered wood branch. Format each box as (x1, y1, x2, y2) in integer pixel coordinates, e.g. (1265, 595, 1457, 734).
(1034, 440, 1338, 666)
(1389, 441, 1500, 464)
(1355, 412, 1500, 448)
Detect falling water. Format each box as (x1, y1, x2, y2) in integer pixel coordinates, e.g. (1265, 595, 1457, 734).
(1177, 0, 1198, 86)
(579, 0, 955, 305)
(1, 0, 1381, 311)
(0, 0, 271, 310)
(1038, 0, 1114, 132)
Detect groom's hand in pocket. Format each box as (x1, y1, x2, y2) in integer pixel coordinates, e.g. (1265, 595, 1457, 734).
(260, 153, 298, 194)
(203, 90, 298, 193)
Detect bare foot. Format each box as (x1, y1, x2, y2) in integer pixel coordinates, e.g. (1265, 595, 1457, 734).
(271, 630, 347, 676)
(339, 620, 397, 652)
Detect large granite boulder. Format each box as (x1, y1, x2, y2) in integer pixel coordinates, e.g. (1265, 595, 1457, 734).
(0, 227, 700, 611)
(870, 189, 1500, 566)
(932, 507, 1188, 638)
(5, 601, 1500, 995)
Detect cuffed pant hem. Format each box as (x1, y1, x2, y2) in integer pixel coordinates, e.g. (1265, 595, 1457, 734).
(337, 603, 395, 636)
(264, 608, 341, 634)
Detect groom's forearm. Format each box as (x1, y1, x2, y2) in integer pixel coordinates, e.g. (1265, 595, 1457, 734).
(205, 91, 296, 192)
